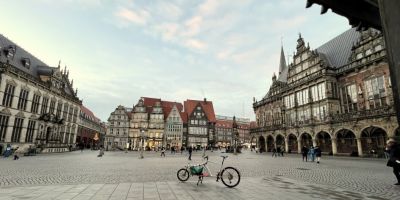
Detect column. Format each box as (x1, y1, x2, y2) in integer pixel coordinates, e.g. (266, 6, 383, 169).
(331, 138, 337, 155)
(4, 116, 15, 142)
(357, 138, 363, 157)
(297, 139, 302, 153)
(312, 138, 317, 147)
(285, 137, 289, 153)
(32, 122, 39, 143)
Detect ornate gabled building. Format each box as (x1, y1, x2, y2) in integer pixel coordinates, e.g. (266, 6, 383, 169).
(162, 101, 186, 150)
(105, 105, 130, 150)
(252, 28, 398, 157)
(0, 34, 81, 154)
(184, 99, 216, 148)
(215, 115, 252, 148)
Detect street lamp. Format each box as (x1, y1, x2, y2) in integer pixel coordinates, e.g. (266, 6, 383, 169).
(232, 116, 238, 155)
(139, 128, 146, 159)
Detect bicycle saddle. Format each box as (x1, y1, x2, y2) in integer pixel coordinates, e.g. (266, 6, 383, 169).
(221, 155, 228, 159)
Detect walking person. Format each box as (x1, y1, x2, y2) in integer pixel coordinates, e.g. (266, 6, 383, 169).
(308, 146, 315, 162)
(161, 147, 166, 157)
(98, 145, 104, 157)
(272, 148, 277, 157)
(315, 146, 322, 164)
(386, 139, 400, 185)
(188, 146, 193, 160)
(302, 145, 308, 162)
(3, 144, 12, 158)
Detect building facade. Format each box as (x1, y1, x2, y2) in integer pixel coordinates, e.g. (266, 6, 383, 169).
(252, 28, 398, 157)
(76, 105, 104, 149)
(215, 115, 252, 147)
(105, 105, 130, 150)
(184, 99, 216, 148)
(163, 101, 185, 150)
(0, 34, 81, 154)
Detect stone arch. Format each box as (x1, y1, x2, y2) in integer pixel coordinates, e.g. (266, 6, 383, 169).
(360, 126, 388, 157)
(275, 134, 285, 152)
(300, 132, 313, 148)
(315, 131, 332, 153)
(258, 136, 266, 153)
(266, 135, 274, 152)
(394, 127, 400, 142)
(287, 133, 298, 153)
(336, 129, 357, 154)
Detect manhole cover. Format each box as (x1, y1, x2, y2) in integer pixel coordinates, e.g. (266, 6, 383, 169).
(296, 168, 311, 171)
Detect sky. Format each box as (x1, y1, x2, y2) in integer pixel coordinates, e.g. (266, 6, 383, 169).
(0, 0, 350, 121)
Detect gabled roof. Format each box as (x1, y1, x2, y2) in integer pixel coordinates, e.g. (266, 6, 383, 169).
(184, 99, 216, 122)
(80, 105, 101, 123)
(216, 120, 233, 129)
(161, 101, 184, 120)
(316, 28, 361, 68)
(142, 97, 161, 107)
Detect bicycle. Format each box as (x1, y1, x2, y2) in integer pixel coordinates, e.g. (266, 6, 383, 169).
(176, 155, 241, 188)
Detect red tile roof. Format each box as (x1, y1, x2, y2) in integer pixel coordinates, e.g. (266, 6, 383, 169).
(184, 99, 216, 123)
(80, 105, 100, 123)
(216, 119, 233, 128)
(250, 121, 257, 128)
(142, 97, 161, 107)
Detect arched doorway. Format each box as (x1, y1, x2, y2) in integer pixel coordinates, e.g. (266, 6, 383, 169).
(258, 136, 266, 153)
(266, 135, 274, 152)
(300, 133, 312, 147)
(336, 129, 357, 154)
(276, 135, 285, 152)
(288, 134, 298, 153)
(316, 131, 332, 153)
(361, 126, 388, 157)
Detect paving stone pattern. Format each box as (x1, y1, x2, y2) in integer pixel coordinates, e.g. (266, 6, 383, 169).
(0, 150, 399, 199)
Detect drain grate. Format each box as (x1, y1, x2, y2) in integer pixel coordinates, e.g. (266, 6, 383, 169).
(296, 168, 311, 171)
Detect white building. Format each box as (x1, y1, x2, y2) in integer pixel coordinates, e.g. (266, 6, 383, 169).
(105, 105, 130, 150)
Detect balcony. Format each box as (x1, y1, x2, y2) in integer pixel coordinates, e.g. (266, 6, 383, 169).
(331, 106, 395, 123)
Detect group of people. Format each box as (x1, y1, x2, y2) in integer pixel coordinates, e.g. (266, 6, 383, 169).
(301, 145, 322, 163)
(271, 147, 285, 157)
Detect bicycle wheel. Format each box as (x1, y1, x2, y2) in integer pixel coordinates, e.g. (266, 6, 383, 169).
(177, 168, 190, 182)
(220, 167, 240, 188)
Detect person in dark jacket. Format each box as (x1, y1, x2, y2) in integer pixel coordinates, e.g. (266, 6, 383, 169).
(301, 146, 309, 162)
(188, 146, 193, 160)
(386, 139, 400, 185)
(315, 146, 322, 164)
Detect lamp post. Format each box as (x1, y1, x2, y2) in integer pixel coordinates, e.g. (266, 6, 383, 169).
(232, 116, 238, 155)
(139, 128, 145, 159)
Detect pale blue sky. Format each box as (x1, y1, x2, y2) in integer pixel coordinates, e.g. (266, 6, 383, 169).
(0, 0, 350, 121)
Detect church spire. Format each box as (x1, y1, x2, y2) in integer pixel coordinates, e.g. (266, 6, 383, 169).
(279, 46, 286, 75)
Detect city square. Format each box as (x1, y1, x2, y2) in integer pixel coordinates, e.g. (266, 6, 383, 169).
(1, 150, 400, 199)
(1, 1, 400, 199)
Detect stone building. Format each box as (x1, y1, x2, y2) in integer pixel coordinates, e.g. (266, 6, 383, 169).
(184, 99, 216, 148)
(0, 34, 81, 154)
(251, 28, 398, 157)
(215, 115, 252, 147)
(105, 105, 130, 150)
(163, 101, 186, 150)
(76, 105, 105, 149)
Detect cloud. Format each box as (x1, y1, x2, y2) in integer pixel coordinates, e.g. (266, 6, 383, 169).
(198, 0, 220, 16)
(115, 7, 150, 25)
(184, 39, 207, 50)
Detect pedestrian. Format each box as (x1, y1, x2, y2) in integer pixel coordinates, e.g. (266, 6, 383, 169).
(277, 147, 281, 157)
(255, 147, 259, 154)
(98, 145, 104, 157)
(181, 146, 184, 155)
(3, 144, 12, 158)
(302, 145, 308, 162)
(272, 148, 277, 157)
(80, 143, 84, 152)
(281, 148, 285, 157)
(386, 139, 400, 185)
(188, 146, 193, 160)
(315, 146, 322, 164)
(13, 147, 20, 160)
(308, 146, 315, 162)
(161, 147, 166, 157)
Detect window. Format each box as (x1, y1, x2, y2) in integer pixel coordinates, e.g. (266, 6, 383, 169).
(56, 102, 62, 117)
(366, 49, 372, 56)
(31, 94, 41, 114)
(356, 52, 363, 60)
(49, 100, 56, 114)
(364, 76, 386, 109)
(2, 84, 15, 107)
(0, 115, 10, 142)
(11, 118, 24, 142)
(41, 97, 49, 114)
(341, 84, 358, 113)
(63, 104, 69, 119)
(374, 45, 382, 52)
(25, 120, 36, 142)
(311, 83, 326, 102)
(17, 89, 29, 110)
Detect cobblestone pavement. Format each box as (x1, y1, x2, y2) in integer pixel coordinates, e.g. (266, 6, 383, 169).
(0, 150, 400, 199)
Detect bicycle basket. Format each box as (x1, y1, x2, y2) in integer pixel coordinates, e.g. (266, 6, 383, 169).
(190, 166, 203, 175)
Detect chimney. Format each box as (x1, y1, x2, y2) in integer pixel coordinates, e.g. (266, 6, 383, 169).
(204, 98, 207, 103)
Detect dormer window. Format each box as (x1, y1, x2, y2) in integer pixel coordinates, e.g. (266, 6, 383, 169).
(5, 45, 16, 58)
(21, 58, 31, 69)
